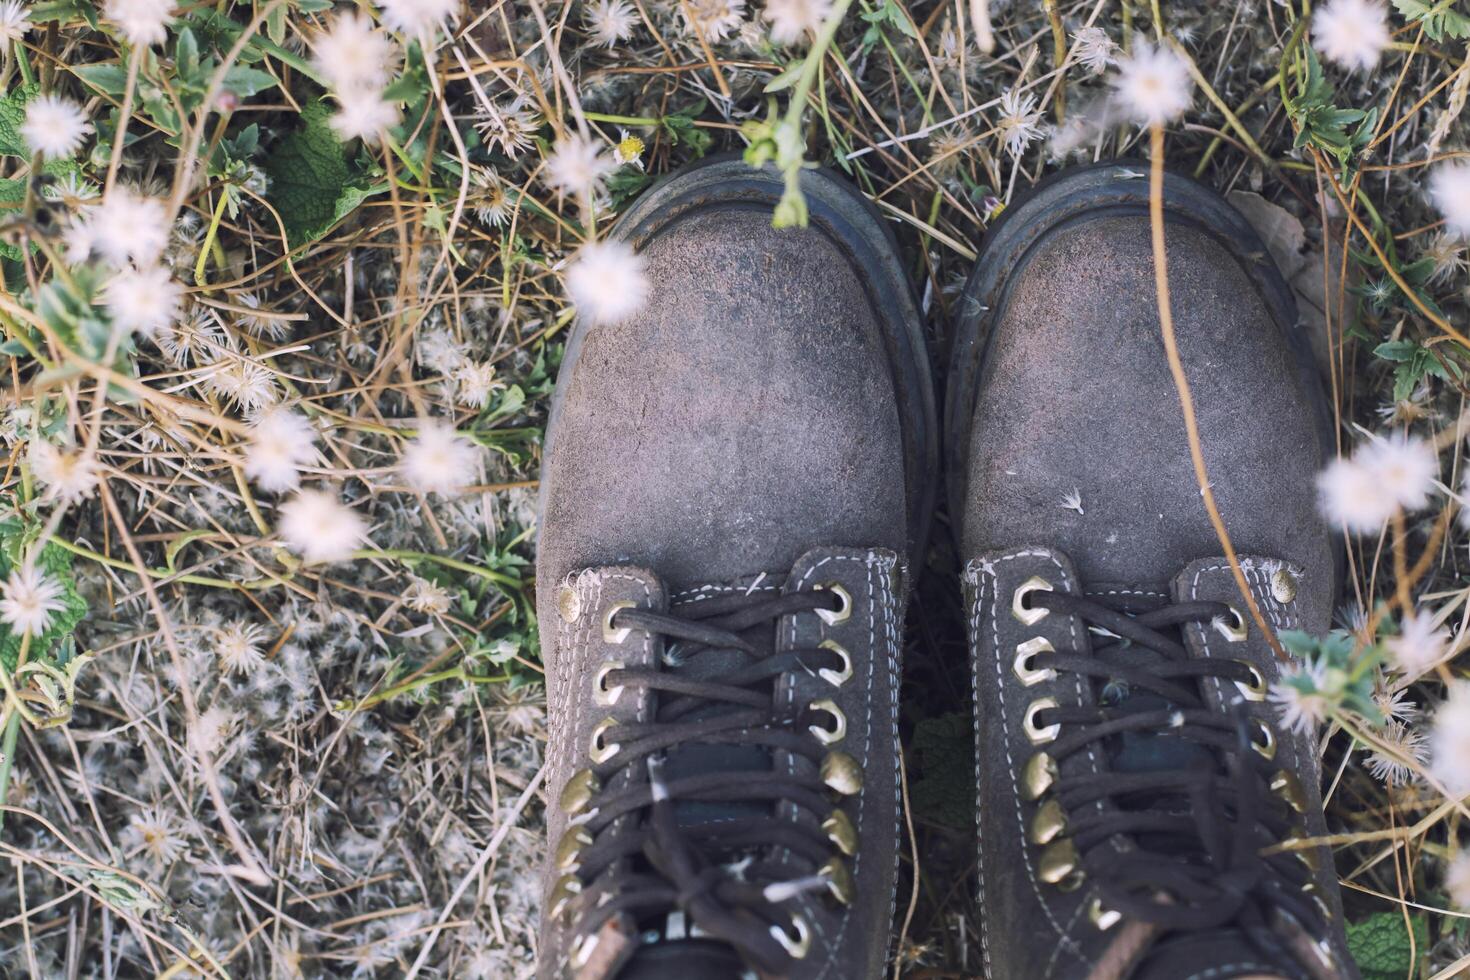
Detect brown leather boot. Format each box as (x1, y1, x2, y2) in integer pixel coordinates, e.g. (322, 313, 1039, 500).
(535, 157, 937, 979)
(949, 163, 1356, 980)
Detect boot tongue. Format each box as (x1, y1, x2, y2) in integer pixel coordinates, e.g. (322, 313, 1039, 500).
(618, 938, 747, 979)
(1132, 930, 1292, 979)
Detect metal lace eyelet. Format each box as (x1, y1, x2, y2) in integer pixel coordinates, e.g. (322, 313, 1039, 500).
(1028, 798, 1067, 845)
(820, 751, 862, 795)
(1233, 661, 1267, 702)
(602, 601, 636, 644)
(1249, 717, 1277, 759)
(1024, 697, 1061, 744)
(593, 660, 626, 706)
(548, 873, 583, 919)
(808, 698, 847, 745)
(1089, 896, 1121, 930)
(589, 717, 621, 763)
(560, 769, 600, 813)
(814, 582, 852, 626)
(769, 914, 811, 959)
(555, 828, 593, 872)
(1014, 637, 1057, 686)
(1012, 576, 1054, 626)
(1271, 769, 1307, 813)
(822, 809, 857, 856)
(1215, 606, 1248, 643)
(1039, 838, 1082, 890)
(817, 639, 853, 687)
(1022, 752, 1058, 801)
(819, 857, 854, 905)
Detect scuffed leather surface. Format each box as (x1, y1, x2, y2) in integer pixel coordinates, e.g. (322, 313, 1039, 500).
(958, 210, 1333, 615)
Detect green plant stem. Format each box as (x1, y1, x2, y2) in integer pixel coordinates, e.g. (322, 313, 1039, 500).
(48, 536, 278, 591)
(193, 189, 232, 288)
(346, 665, 509, 711)
(583, 112, 660, 127)
(0, 709, 17, 834)
(351, 548, 521, 588)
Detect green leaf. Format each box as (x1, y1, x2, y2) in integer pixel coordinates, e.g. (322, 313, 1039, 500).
(909, 712, 974, 829)
(0, 83, 38, 158)
(662, 101, 712, 158)
(72, 63, 131, 97)
(1393, 0, 1470, 40)
(263, 101, 380, 247)
(1347, 912, 1428, 980)
(0, 520, 88, 673)
(221, 65, 279, 99)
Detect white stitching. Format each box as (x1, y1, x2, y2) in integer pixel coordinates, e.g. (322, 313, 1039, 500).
(1183, 965, 1272, 980)
(966, 549, 1088, 966)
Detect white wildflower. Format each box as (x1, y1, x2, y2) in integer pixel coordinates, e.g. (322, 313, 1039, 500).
(154, 307, 226, 365)
(1312, 0, 1390, 72)
(543, 134, 616, 197)
(763, 0, 831, 45)
(234, 291, 290, 341)
(243, 408, 318, 493)
(90, 187, 170, 266)
(1060, 488, 1084, 515)
(0, 565, 66, 637)
(1110, 41, 1193, 127)
(401, 422, 479, 496)
(102, 0, 175, 46)
(1430, 680, 1470, 796)
(566, 240, 649, 326)
(475, 101, 539, 159)
(680, 0, 745, 41)
(453, 360, 502, 409)
(1387, 612, 1450, 677)
(1431, 161, 1470, 241)
(0, 1, 31, 45)
(188, 703, 238, 757)
(214, 622, 266, 675)
(206, 358, 278, 412)
(1268, 655, 1331, 735)
(29, 441, 99, 505)
(21, 94, 92, 160)
(105, 264, 182, 337)
(377, 0, 460, 38)
(1358, 433, 1438, 513)
(122, 807, 187, 868)
(1071, 26, 1116, 74)
(1316, 456, 1395, 533)
(311, 11, 397, 94)
(405, 577, 452, 615)
(1365, 719, 1427, 787)
(278, 489, 368, 564)
(472, 171, 515, 227)
(996, 88, 1044, 157)
(586, 0, 637, 46)
(330, 88, 401, 144)
(1446, 852, 1470, 911)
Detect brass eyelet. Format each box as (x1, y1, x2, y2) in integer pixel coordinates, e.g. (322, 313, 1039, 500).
(1014, 637, 1057, 686)
(593, 659, 626, 706)
(808, 698, 847, 745)
(1250, 717, 1277, 759)
(1024, 697, 1061, 745)
(1089, 896, 1121, 930)
(820, 857, 854, 905)
(820, 751, 862, 795)
(1271, 769, 1307, 813)
(769, 914, 811, 959)
(1039, 838, 1081, 888)
(822, 809, 857, 856)
(814, 582, 853, 626)
(1012, 576, 1054, 626)
(548, 873, 582, 919)
(589, 717, 621, 763)
(555, 828, 593, 872)
(1022, 752, 1059, 801)
(1029, 798, 1067, 845)
(1215, 606, 1248, 643)
(559, 769, 600, 814)
(818, 639, 853, 687)
(602, 600, 636, 644)
(1233, 661, 1267, 702)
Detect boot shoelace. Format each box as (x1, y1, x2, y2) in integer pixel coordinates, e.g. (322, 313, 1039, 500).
(551, 587, 860, 975)
(1019, 588, 1331, 974)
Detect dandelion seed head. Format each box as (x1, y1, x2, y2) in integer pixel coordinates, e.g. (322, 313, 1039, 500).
(680, 0, 745, 41)
(1312, 0, 1390, 72)
(278, 489, 367, 564)
(543, 134, 616, 197)
(244, 408, 318, 494)
(1316, 456, 1396, 533)
(586, 0, 637, 46)
(1071, 26, 1116, 74)
(996, 88, 1044, 157)
(0, 0, 31, 45)
(762, 0, 831, 45)
(376, 0, 461, 39)
(214, 622, 267, 675)
(1387, 612, 1450, 677)
(1447, 851, 1470, 911)
(1431, 161, 1470, 241)
(330, 89, 401, 144)
(1430, 680, 1470, 796)
(566, 239, 649, 326)
(29, 441, 99, 505)
(102, 0, 175, 46)
(0, 565, 66, 637)
(1268, 656, 1331, 735)
(1110, 41, 1193, 127)
(105, 264, 182, 338)
(401, 422, 479, 496)
(21, 94, 92, 160)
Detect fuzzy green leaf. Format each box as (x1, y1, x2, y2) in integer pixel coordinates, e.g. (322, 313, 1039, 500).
(0, 83, 38, 158)
(1347, 911, 1428, 980)
(0, 520, 88, 672)
(263, 101, 379, 247)
(1393, 0, 1470, 40)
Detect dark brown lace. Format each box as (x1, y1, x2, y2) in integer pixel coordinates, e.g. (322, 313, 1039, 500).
(1026, 590, 1328, 975)
(566, 588, 851, 975)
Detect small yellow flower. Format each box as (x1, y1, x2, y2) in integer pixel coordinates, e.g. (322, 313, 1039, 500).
(615, 129, 646, 168)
